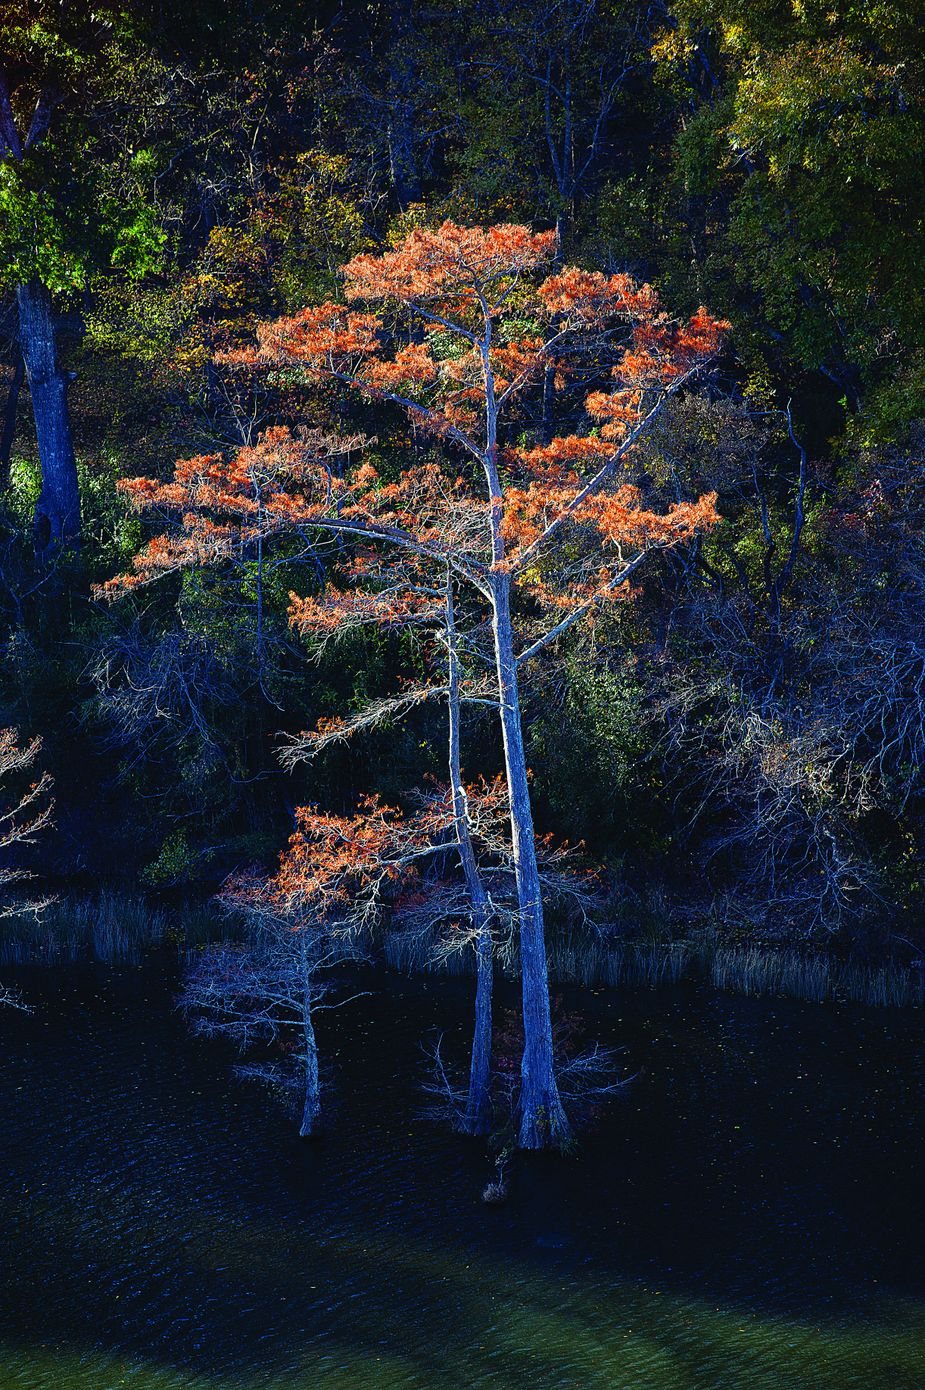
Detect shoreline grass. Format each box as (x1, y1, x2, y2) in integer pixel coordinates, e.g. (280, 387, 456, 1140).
(384, 926, 925, 1010)
(3, 892, 922, 1009)
(0, 891, 226, 965)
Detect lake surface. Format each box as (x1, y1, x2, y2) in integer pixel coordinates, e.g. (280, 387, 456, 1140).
(0, 961, 923, 1389)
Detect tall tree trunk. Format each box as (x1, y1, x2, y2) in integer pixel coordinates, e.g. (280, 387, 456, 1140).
(299, 937, 322, 1137)
(386, 104, 421, 210)
(465, 908, 494, 1135)
(15, 280, 80, 560)
(446, 572, 493, 1136)
(541, 362, 556, 446)
(0, 351, 24, 491)
(386, 0, 422, 210)
(553, 211, 566, 267)
(541, 291, 562, 442)
(491, 574, 571, 1149)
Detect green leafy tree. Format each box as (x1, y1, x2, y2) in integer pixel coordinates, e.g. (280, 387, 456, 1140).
(0, 3, 166, 557)
(653, 0, 925, 429)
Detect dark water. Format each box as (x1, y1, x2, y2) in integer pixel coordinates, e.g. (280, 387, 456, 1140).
(0, 962, 923, 1389)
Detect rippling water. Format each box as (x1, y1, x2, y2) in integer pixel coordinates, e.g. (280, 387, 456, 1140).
(0, 961, 923, 1389)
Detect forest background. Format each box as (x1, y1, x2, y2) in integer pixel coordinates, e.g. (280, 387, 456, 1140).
(2, 0, 925, 984)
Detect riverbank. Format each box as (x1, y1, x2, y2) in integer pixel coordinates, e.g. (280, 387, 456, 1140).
(386, 924, 925, 1010)
(3, 891, 922, 1011)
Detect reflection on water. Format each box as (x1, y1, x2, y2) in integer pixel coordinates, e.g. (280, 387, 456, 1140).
(0, 962, 923, 1389)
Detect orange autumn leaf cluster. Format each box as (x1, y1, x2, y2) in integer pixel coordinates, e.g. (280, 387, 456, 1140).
(288, 582, 442, 636)
(501, 480, 719, 559)
(250, 778, 513, 926)
(95, 522, 239, 597)
(238, 224, 727, 466)
(102, 222, 727, 668)
(220, 796, 426, 932)
(362, 342, 440, 390)
(95, 427, 374, 598)
(248, 305, 380, 369)
(269, 796, 415, 917)
(537, 268, 660, 322)
(343, 222, 557, 306)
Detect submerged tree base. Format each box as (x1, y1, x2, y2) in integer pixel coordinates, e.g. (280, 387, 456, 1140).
(518, 1088, 573, 1152)
(299, 1113, 323, 1139)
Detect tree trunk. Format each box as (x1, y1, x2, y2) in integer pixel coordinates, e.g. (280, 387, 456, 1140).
(447, 572, 493, 1136)
(553, 211, 566, 268)
(465, 912, 494, 1135)
(15, 280, 80, 560)
(386, 0, 422, 210)
(386, 106, 421, 210)
(0, 351, 24, 491)
(540, 297, 563, 444)
(491, 574, 571, 1149)
(299, 938, 322, 1137)
(541, 363, 556, 446)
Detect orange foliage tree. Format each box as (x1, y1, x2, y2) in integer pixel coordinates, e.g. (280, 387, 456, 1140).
(283, 545, 612, 1137)
(0, 729, 53, 1009)
(0, 729, 53, 919)
(187, 794, 418, 1136)
(202, 783, 522, 1137)
(102, 221, 726, 1147)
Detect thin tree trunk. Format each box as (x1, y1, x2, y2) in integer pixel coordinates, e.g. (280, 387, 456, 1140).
(386, 0, 421, 210)
(541, 362, 556, 446)
(15, 281, 80, 559)
(553, 211, 566, 268)
(386, 110, 421, 210)
(0, 352, 24, 491)
(466, 909, 493, 1135)
(491, 573, 571, 1149)
(255, 511, 266, 676)
(299, 937, 322, 1137)
(446, 571, 493, 1136)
